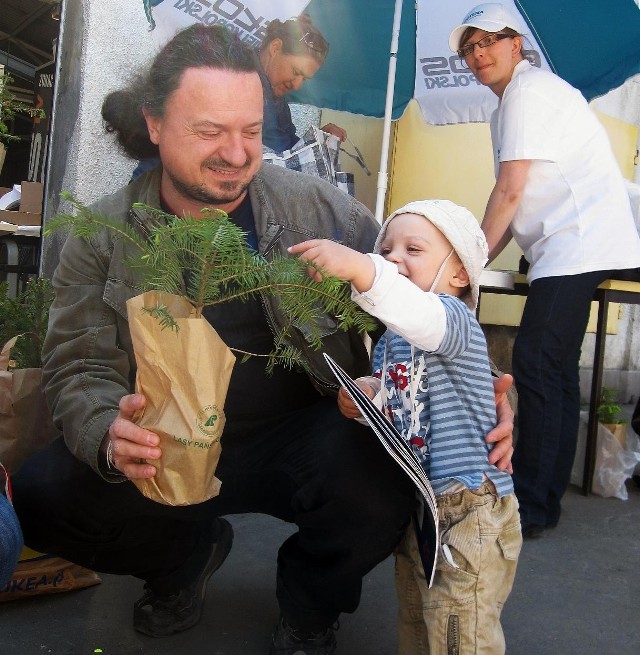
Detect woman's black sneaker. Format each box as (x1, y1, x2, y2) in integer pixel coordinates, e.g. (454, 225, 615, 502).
(521, 521, 545, 539)
(269, 616, 337, 655)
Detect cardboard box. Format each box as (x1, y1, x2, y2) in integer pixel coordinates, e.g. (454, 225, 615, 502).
(0, 182, 43, 226)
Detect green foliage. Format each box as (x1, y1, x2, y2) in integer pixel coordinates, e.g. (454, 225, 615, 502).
(0, 277, 55, 369)
(46, 194, 377, 371)
(0, 72, 46, 145)
(596, 386, 626, 425)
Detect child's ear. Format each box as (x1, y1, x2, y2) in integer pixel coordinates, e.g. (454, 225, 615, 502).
(450, 263, 470, 289)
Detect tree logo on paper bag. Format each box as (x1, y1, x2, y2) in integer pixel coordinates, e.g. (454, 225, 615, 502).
(196, 405, 223, 438)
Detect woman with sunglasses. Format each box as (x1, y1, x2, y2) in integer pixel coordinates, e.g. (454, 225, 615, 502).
(257, 14, 346, 152)
(449, 3, 640, 539)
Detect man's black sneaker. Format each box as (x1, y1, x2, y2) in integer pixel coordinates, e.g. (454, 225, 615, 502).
(269, 616, 337, 655)
(133, 518, 234, 637)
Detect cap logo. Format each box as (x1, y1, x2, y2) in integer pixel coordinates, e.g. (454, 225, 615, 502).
(464, 9, 484, 21)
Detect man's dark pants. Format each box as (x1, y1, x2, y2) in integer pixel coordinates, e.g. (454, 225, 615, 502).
(13, 398, 415, 633)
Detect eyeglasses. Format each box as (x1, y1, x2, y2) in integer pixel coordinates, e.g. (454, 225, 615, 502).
(457, 32, 513, 58)
(299, 31, 324, 55)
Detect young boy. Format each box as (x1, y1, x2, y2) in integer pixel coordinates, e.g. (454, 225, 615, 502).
(290, 199, 522, 655)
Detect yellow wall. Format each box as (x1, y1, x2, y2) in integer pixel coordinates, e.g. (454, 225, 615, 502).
(319, 108, 388, 216)
(584, 111, 637, 333)
(387, 101, 492, 217)
(594, 110, 638, 181)
(387, 100, 523, 324)
(386, 100, 638, 329)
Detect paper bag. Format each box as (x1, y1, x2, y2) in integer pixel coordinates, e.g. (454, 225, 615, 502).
(262, 126, 356, 196)
(127, 291, 235, 506)
(0, 547, 101, 602)
(0, 337, 60, 474)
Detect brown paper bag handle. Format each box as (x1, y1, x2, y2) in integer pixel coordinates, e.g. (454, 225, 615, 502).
(0, 336, 20, 373)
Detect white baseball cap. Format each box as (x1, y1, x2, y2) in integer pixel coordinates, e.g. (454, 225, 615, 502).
(449, 3, 524, 52)
(374, 200, 488, 311)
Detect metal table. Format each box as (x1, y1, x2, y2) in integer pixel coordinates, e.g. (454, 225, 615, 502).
(479, 272, 640, 495)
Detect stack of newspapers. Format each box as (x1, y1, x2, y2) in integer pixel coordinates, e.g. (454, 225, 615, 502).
(323, 353, 439, 586)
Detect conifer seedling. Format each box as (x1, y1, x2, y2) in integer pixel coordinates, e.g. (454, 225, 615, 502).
(45, 193, 377, 372)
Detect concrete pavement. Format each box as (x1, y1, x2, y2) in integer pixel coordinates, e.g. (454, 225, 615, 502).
(1, 481, 639, 654)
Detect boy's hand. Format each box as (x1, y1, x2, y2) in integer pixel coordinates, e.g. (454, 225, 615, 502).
(337, 378, 379, 419)
(337, 386, 361, 419)
(288, 239, 376, 292)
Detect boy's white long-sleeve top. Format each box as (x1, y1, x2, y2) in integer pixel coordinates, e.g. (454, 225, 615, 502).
(351, 254, 447, 351)
(349, 253, 514, 497)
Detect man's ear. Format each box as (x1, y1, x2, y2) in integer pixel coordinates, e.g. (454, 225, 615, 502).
(450, 263, 470, 289)
(142, 106, 162, 145)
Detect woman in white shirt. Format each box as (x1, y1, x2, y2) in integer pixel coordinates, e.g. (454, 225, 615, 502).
(449, 3, 640, 537)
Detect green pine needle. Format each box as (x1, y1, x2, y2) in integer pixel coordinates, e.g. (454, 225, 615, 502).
(141, 303, 179, 332)
(47, 196, 377, 370)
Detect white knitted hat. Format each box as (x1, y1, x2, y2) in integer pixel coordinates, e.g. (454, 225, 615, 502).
(374, 199, 488, 311)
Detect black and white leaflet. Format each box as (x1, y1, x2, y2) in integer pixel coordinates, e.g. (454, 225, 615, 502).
(322, 352, 439, 586)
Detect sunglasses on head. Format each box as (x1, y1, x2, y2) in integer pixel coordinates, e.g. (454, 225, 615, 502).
(299, 31, 325, 55)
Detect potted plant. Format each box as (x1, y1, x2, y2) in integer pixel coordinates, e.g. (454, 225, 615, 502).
(45, 194, 377, 505)
(0, 71, 46, 174)
(0, 277, 54, 370)
(0, 277, 59, 475)
(596, 385, 627, 448)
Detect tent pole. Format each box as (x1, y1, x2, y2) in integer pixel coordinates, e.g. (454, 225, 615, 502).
(374, 0, 404, 223)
